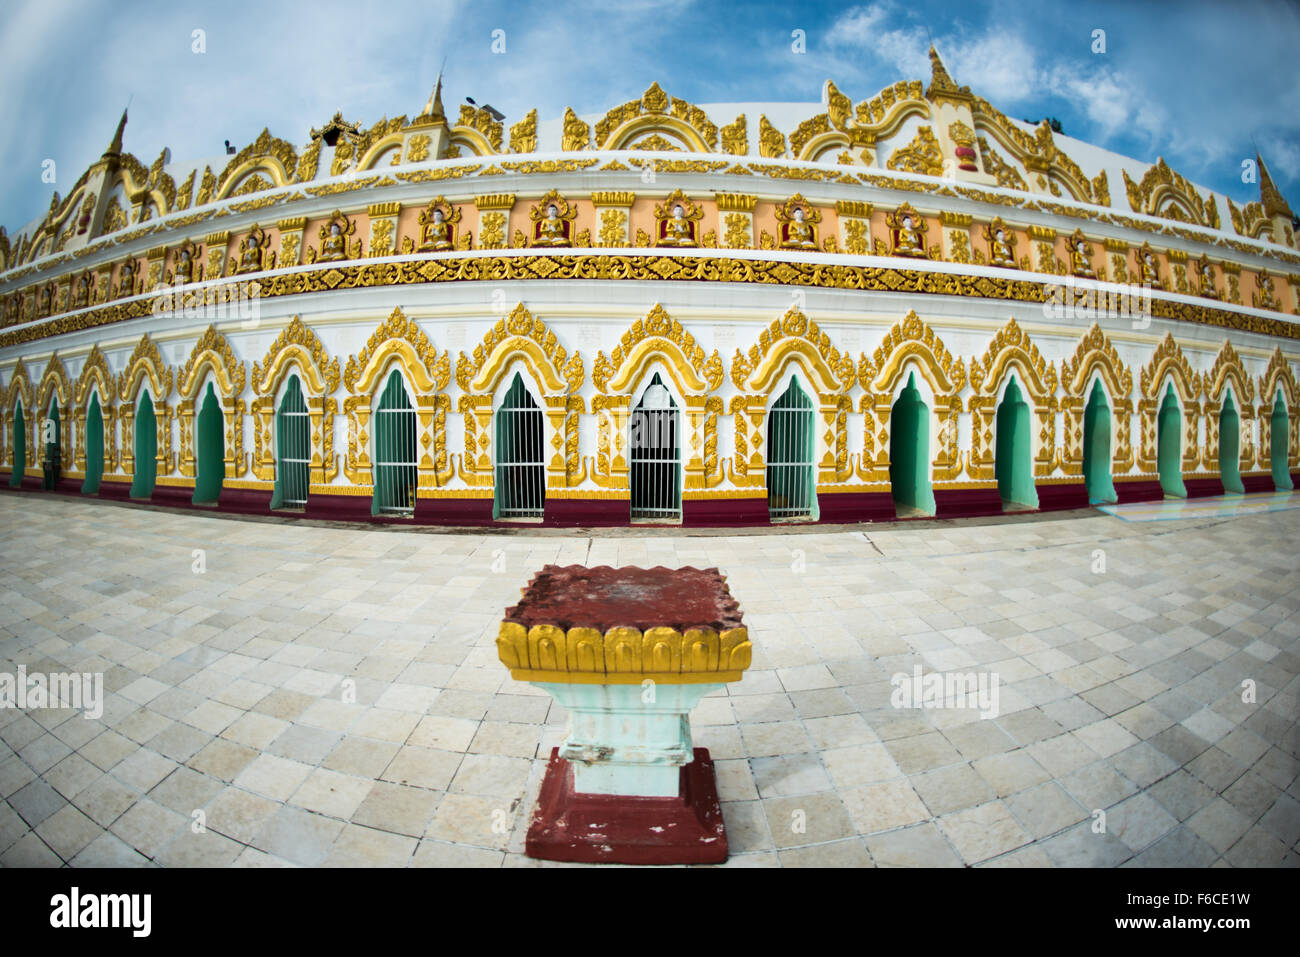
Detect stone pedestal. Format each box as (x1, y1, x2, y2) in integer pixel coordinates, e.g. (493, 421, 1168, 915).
(495, 564, 752, 864)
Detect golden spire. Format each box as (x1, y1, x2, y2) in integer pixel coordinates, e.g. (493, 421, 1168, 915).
(1257, 153, 1294, 219)
(925, 46, 971, 103)
(103, 108, 128, 159)
(422, 73, 446, 123)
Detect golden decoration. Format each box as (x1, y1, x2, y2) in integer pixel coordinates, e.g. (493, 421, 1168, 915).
(496, 619, 751, 685)
(887, 126, 943, 177)
(720, 114, 748, 155)
(509, 109, 538, 154)
(561, 108, 590, 151)
(758, 115, 786, 158)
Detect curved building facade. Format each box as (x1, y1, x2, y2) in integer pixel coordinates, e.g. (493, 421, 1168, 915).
(1, 52, 1298, 527)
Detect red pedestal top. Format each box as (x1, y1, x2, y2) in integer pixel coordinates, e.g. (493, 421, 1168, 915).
(504, 564, 743, 633)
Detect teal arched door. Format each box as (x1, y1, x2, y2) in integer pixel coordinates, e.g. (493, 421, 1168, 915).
(889, 372, 935, 516)
(271, 375, 311, 510)
(130, 392, 157, 500)
(42, 401, 62, 490)
(1157, 383, 1186, 498)
(9, 399, 25, 488)
(1219, 391, 1243, 494)
(1082, 382, 1117, 504)
(83, 393, 104, 495)
(995, 378, 1037, 509)
(1271, 390, 1292, 491)
(193, 383, 225, 505)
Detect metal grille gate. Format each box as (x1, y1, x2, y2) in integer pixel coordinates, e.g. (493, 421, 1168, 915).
(373, 370, 417, 516)
(276, 374, 310, 508)
(767, 376, 816, 519)
(494, 373, 546, 519)
(630, 373, 681, 520)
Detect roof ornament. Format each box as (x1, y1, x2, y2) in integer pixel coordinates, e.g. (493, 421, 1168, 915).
(310, 112, 362, 148)
(1257, 153, 1295, 220)
(103, 107, 128, 159)
(925, 46, 972, 103)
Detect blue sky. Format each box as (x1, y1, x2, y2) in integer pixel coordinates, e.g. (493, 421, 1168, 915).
(2, 0, 1298, 234)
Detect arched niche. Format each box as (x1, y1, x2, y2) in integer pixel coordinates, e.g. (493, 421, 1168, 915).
(34, 353, 73, 465)
(1258, 347, 1300, 479)
(4, 359, 33, 478)
(856, 310, 966, 489)
(176, 325, 247, 484)
(74, 345, 117, 480)
(1138, 334, 1201, 478)
(591, 304, 724, 493)
(343, 306, 452, 492)
(456, 303, 585, 490)
(250, 316, 340, 487)
(732, 306, 855, 489)
(967, 318, 1059, 483)
(1201, 340, 1255, 479)
(1059, 324, 1134, 478)
(117, 334, 174, 481)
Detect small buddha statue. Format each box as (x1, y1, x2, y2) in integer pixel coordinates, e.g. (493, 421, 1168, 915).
(662, 205, 696, 246)
(1071, 239, 1094, 278)
(38, 286, 51, 317)
(175, 248, 194, 284)
(782, 207, 817, 249)
(118, 261, 135, 297)
(895, 214, 925, 258)
(238, 234, 263, 274)
(536, 205, 570, 246)
(320, 222, 347, 261)
(421, 208, 453, 251)
(1199, 263, 1217, 299)
(1139, 250, 1162, 288)
(990, 228, 1015, 267)
(73, 274, 90, 308)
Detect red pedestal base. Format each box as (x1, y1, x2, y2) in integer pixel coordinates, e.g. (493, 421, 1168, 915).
(525, 747, 727, 865)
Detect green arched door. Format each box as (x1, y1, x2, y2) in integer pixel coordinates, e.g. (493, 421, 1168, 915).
(193, 383, 225, 505)
(83, 393, 104, 495)
(130, 392, 157, 500)
(995, 378, 1037, 509)
(1157, 383, 1186, 498)
(9, 399, 25, 488)
(271, 375, 310, 509)
(1219, 391, 1243, 494)
(1271, 390, 1292, 491)
(889, 372, 935, 516)
(42, 401, 62, 490)
(1082, 382, 1117, 504)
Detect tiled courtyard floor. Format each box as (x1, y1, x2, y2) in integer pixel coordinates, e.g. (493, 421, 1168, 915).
(0, 492, 1297, 868)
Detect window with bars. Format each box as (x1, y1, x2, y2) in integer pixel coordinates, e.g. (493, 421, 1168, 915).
(767, 375, 816, 520)
(630, 372, 681, 521)
(372, 369, 417, 516)
(273, 374, 311, 509)
(494, 372, 546, 519)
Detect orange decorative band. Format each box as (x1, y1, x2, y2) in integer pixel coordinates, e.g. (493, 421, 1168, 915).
(2, 253, 1297, 350)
